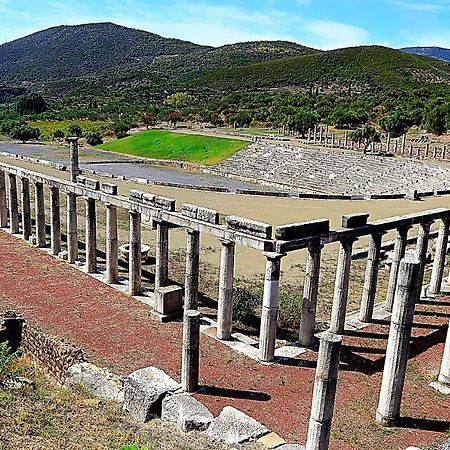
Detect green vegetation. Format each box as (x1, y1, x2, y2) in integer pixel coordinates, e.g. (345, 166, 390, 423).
(97, 130, 249, 165)
(0, 342, 21, 383)
(29, 120, 107, 140)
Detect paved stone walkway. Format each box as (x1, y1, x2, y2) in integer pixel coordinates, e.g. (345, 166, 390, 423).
(1, 230, 449, 450)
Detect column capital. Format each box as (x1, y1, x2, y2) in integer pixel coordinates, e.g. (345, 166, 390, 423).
(262, 251, 286, 260)
(219, 238, 235, 247)
(186, 227, 199, 235)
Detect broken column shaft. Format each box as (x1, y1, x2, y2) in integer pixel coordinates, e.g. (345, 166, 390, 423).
(129, 210, 141, 295)
(7, 173, 19, 234)
(184, 228, 200, 310)
(49, 186, 61, 255)
(217, 239, 235, 340)
(34, 181, 46, 247)
(105, 203, 118, 284)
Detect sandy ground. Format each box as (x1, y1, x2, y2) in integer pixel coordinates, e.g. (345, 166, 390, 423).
(1, 154, 449, 282)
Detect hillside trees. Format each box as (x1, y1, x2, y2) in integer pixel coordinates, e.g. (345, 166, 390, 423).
(10, 124, 40, 143)
(379, 110, 411, 137)
(16, 94, 47, 115)
(349, 124, 380, 152)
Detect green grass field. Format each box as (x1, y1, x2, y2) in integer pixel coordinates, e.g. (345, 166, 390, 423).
(97, 130, 249, 165)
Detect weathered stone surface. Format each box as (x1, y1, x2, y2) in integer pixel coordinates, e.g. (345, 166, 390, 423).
(342, 213, 370, 228)
(142, 192, 155, 205)
(161, 393, 213, 432)
(154, 196, 176, 211)
(101, 183, 118, 195)
(66, 362, 124, 402)
(257, 431, 286, 448)
(181, 203, 198, 219)
(129, 189, 144, 200)
(85, 178, 100, 190)
(154, 285, 183, 315)
(76, 175, 86, 185)
(275, 219, 329, 240)
(58, 250, 68, 260)
(197, 206, 219, 224)
(226, 215, 272, 239)
(207, 406, 269, 444)
(123, 367, 180, 422)
(275, 445, 306, 450)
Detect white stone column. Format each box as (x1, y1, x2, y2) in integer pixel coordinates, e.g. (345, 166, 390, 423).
(438, 317, 450, 386)
(0, 170, 7, 228)
(359, 232, 383, 322)
(344, 130, 348, 148)
(21, 177, 32, 241)
(385, 225, 410, 312)
(425, 143, 429, 158)
(67, 192, 78, 264)
(34, 182, 46, 247)
(67, 137, 79, 183)
(155, 221, 169, 289)
(306, 331, 342, 450)
(429, 217, 450, 295)
(401, 134, 406, 153)
(85, 197, 97, 273)
(376, 256, 420, 426)
(329, 238, 355, 333)
(105, 203, 118, 284)
(217, 239, 235, 340)
(415, 221, 432, 299)
(299, 244, 323, 346)
(313, 126, 317, 143)
(386, 133, 391, 153)
(184, 228, 200, 311)
(129, 210, 141, 295)
(259, 252, 285, 362)
(319, 127, 323, 144)
(181, 309, 200, 393)
(7, 173, 19, 234)
(49, 186, 61, 255)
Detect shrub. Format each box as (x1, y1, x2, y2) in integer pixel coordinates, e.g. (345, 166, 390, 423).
(0, 342, 21, 383)
(232, 287, 261, 328)
(53, 129, 65, 140)
(67, 124, 83, 137)
(85, 131, 103, 146)
(9, 124, 40, 143)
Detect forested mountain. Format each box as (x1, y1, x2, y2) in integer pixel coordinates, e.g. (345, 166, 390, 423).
(402, 46, 450, 63)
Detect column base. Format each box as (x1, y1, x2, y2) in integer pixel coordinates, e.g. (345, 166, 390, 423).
(375, 411, 398, 427)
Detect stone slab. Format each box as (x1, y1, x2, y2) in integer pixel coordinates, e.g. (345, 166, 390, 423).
(257, 431, 286, 448)
(342, 213, 370, 228)
(154, 285, 183, 315)
(101, 183, 118, 195)
(161, 393, 213, 432)
(430, 381, 450, 395)
(207, 406, 269, 444)
(226, 215, 272, 239)
(275, 219, 329, 240)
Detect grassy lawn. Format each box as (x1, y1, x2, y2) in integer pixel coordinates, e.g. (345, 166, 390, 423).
(97, 130, 249, 165)
(29, 120, 107, 141)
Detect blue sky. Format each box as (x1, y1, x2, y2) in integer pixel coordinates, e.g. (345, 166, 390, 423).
(1, 0, 450, 49)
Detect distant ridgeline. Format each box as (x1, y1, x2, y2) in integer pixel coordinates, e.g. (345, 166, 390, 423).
(0, 22, 450, 102)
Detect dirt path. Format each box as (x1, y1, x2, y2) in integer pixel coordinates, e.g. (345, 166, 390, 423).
(1, 230, 449, 449)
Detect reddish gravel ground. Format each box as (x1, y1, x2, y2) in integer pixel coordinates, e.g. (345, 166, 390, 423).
(1, 230, 449, 450)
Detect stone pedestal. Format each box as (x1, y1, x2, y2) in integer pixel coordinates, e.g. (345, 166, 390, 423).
(153, 285, 183, 321)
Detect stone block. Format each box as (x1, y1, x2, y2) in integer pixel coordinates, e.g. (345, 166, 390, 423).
(341, 213, 370, 228)
(161, 393, 213, 432)
(142, 192, 155, 206)
(101, 183, 118, 195)
(76, 175, 86, 185)
(123, 367, 180, 422)
(58, 250, 68, 260)
(226, 215, 272, 239)
(257, 431, 286, 448)
(276, 445, 306, 450)
(85, 178, 100, 190)
(129, 189, 144, 200)
(154, 196, 176, 211)
(197, 206, 219, 224)
(66, 362, 124, 402)
(181, 203, 198, 219)
(275, 219, 329, 240)
(207, 406, 269, 445)
(154, 285, 183, 316)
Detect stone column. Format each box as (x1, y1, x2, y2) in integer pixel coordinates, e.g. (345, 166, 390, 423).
(105, 203, 118, 284)
(21, 177, 32, 241)
(0, 170, 7, 228)
(344, 130, 348, 148)
(67, 137, 79, 183)
(85, 197, 97, 273)
(129, 210, 141, 295)
(433, 147, 437, 158)
(415, 221, 432, 299)
(359, 232, 384, 322)
(429, 217, 450, 295)
(394, 140, 398, 153)
(49, 186, 61, 255)
(67, 192, 78, 264)
(259, 252, 285, 362)
(299, 244, 323, 346)
(307, 128, 311, 143)
(425, 143, 429, 158)
(313, 125, 317, 144)
(331, 134, 335, 146)
(217, 239, 235, 340)
(319, 127, 323, 144)
(7, 173, 19, 234)
(401, 134, 406, 153)
(442, 146, 446, 160)
(386, 133, 391, 153)
(184, 228, 200, 311)
(385, 225, 410, 312)
(376, 256, 420, 426)
(155, 221, 169, 288)
(34, 182, 46, 247)
(306, 331, 342, 450)
(438, 317, 450, 386)
(329, 238, 355, 333)
(181, 309, 200, 393)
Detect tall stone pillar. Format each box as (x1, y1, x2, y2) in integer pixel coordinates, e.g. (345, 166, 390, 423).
(21, 177, 32, 241)
(386, 133, 391, 153)
(401, 134, 406, 153)
(359, 232, 384, 322)
(344, 130, 348, 148)
(67, 192, 78, 264)
(299, 244, 323, 346)
(331, 134, 335, 146)
(313, 126, 317, 143)
(49, 186, 61, 255)
(307, 128, 311, 143)
(217, 239, 235, 340)
(319, 127, 323, 144)
(433, 147, 437, 158)
(259, 252, 285, 362)
(394, 140, 398, 153)
(385, 225, 410, 312)
(155, 221, 169, 288)
(7, 173, 19, 234)
(329, 238, 355, 333)
(34, 182, 46, 247)
(305, 331, 342, 450)
(429, 217, 450, 295)
(67, 137, 79, 183)
(415, 221, 432, 299)
(85, 197, 97, 273)
(442, 146, 446, 160)
(181, 309, 201, 393)
(425, 143, 429, 158)
(105, 203, 118, 284)
(438, 317, 450, 386)
(0, 170, 7, 228)
(184, 228, 200, 311)
(129, 210, 141, 295)
(376, 256, 420, 426)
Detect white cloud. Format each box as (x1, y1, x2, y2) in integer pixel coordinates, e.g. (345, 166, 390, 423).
(393, 0, 450, 11)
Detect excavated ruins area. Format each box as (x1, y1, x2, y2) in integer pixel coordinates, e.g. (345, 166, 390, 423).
(212, 143, 450, 195)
